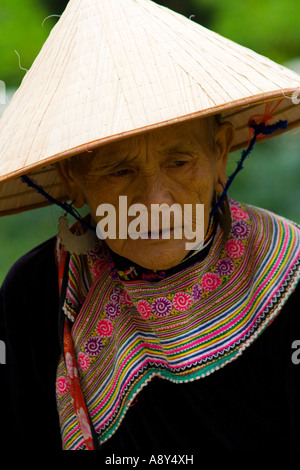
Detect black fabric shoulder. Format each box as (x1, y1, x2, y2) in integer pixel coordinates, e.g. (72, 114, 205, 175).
(0, 236, 62, 450)
(1, 236, 58, 291)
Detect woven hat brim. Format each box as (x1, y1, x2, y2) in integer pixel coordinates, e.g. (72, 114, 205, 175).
(0, 93, 299, 217)
(0, 0, 300, 215)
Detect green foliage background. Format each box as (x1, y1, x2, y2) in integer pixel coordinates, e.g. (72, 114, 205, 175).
(0, 0, 57, 87)
(0, 0, 300, 283)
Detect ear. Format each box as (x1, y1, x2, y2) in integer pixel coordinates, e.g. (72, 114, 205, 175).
(214, 121, 235, 193)
(55, 160, 86, 208)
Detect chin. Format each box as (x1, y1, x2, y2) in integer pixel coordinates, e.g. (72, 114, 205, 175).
(120, 239, 189, 271)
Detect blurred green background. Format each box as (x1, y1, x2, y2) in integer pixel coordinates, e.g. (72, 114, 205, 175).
(0, 0, 300, 283)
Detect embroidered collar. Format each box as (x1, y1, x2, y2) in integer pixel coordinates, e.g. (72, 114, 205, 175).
(55, 199, 300, 450)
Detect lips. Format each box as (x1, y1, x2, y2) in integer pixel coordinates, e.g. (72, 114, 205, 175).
(128, 227, 182, 240)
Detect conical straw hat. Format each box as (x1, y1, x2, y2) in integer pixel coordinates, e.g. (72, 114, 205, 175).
(0, 0, 300, 216)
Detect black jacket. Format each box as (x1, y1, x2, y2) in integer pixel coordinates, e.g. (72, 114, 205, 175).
(1, 237, 300, 452)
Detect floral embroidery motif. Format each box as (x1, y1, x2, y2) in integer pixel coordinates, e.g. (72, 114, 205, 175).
(78, 352, 91, 371)
(173, 292, 193, 312)
(230, 206, 249, 220)
(88, 242, 105, 258)
(225, 238, 245, 259)
(97, 319, 114, 338)
(231, 220, 251, 239)
(57, 376, 69, 396)
(137, 300, 152, 319)
(91, 258, 107, 279)
(151, 297, 173, 317)
(201, 272, 222, 291)
(215, 258, 235, 277)
(192, 283, 203, 302)
(120, 290, 134, 307)
(104, 300, 122, 320)
(229, 199, 240, 206)
(109, 287, 122, 302)
(84, 337, 104, 357)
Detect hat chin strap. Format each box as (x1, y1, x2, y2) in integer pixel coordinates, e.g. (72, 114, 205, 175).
(21, 174, 95, 232)
(209, 118, 288, 226)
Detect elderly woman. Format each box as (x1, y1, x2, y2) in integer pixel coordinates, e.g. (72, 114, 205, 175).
(0, 0, 300, 453)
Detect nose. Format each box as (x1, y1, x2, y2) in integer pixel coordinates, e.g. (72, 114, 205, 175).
(130, 170, 174, 208)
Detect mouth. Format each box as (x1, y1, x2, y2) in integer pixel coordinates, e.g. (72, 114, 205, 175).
(128, 227, 181, 240)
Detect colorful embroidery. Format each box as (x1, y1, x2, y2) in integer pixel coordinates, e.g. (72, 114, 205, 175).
(230, 206, 249, 220)
(137, 300, 152, 319)
(104, 301, 121, 320)
(172, 292, 193, 312)
(201, 272, 222, 291)
(84, 337, 103, 357)
(78, 352, 91, 371)
(231, 220, 251, 239)
(56, 376, 69, 396)
(215, 258, 235, 276)
(120, 290, 134, 307)
(191, 283, 203, 302)
(225, 238, 245, 259)
(97, 319, 114, 338)
(152, 297, 173, 317)
(55, 200, 300, 450)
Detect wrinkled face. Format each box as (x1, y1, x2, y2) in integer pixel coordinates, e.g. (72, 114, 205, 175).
(57, 118, 234, 270)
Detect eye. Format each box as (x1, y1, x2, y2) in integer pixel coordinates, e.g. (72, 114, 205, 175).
(168, 160, 189, 168)
(110, 168, 133, 177)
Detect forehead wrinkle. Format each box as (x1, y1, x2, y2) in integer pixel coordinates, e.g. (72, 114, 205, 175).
(158, 137, 207, 159)
(89, 138, 140, 169)
(116, 131, 162, 165)
(130, 127, 201, 161)
(86, 119, 212, 170)
(159, 143, 196, 156)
